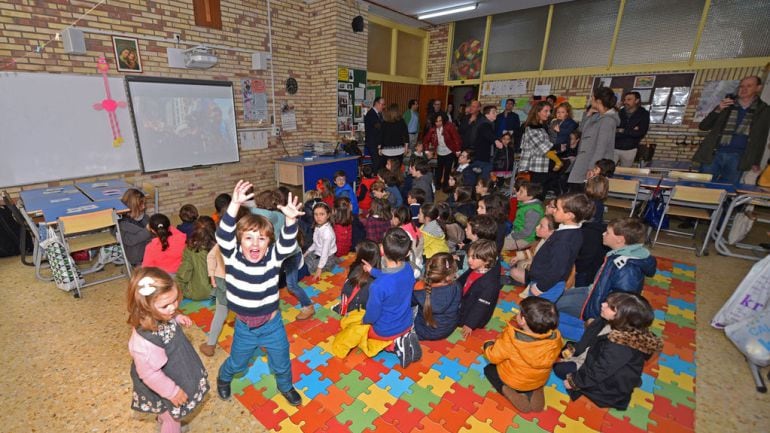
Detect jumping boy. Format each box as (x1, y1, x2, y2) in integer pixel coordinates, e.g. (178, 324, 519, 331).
(215, 180, 305, 406)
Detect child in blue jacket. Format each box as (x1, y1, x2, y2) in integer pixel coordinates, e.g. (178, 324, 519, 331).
(333, 170, 359, 215)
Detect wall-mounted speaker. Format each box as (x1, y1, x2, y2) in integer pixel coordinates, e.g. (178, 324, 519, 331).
(352, 15, 364, 33)
(62, 28, 86, 54)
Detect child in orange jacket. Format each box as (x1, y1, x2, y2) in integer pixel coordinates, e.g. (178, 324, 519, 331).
(482, 297, 562, 413)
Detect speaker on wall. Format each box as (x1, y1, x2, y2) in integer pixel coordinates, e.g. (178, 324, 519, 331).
(352, 15, 364, 33)
(62, 28, 86, 54)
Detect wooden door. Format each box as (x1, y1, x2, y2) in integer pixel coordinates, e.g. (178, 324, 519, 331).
(381, 81, 420, 116)
(418, 85, 449, 135)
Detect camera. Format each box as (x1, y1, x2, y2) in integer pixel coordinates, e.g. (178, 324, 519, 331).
(725, 93, 737, 100)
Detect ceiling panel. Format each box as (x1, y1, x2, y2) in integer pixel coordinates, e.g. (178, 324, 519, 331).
(366, 0, 573, 26)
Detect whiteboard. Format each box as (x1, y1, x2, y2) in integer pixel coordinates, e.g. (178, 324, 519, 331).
(126, 76, 239, 172)
(0, 72, 140, 187)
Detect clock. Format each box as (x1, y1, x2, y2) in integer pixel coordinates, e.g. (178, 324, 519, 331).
(285, 77, 298, 95)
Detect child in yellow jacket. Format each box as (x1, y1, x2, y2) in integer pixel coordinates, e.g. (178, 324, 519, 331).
(419, 203, 449, 259)
(483, 297, 562, 413)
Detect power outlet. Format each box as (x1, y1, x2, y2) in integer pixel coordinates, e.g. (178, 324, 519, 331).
(271, 125, 281, 136)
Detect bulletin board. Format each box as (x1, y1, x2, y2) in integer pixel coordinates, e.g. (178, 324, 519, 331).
(337, 66, 366, 133)
(592, 73, 695, 125)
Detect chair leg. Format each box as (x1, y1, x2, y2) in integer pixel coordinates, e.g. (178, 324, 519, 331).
(749, 360, 767, 393)
(19, 227, 33, 266)
(652, 211, 666, 247)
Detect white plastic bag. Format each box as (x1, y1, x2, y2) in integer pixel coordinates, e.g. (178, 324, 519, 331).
(726, 206, 756, 245)
(711, 255, 770, 329)
(725, 307, 770, 367)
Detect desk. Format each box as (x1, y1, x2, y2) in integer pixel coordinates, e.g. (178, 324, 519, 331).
(41, 198, 127, 223)
(19, 186, 91, 214)
(76, 180, 131, 201)
(714, 185, 770, 261)
(613, 174, 737, 194)
(647, 160, 693, 173)
(275, 155, 359, 196)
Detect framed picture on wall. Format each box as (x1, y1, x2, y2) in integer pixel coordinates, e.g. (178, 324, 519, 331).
(112, 36, 142, 73)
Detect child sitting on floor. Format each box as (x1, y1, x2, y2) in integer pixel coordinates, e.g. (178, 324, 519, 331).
(458, 239, 502, 339)
(483, 296, 562, 413)
(419, 202, 450, 259)
(412, 252, 461, 341)
(304, 201, 338, 282)
(556, 292, 662, 410)
(143, 213, 187, 275)
(332, 228, 421, 368)
(503, 181, 544, 251)
(333, 170, 360, 216)
(331, 240, 380, 356)
(391, 206, 424, 278)
(510, 193, 594, 303)
(176, 204, 199, 237)
(175, 216, 216, 300)
(364, 198, 392, 245)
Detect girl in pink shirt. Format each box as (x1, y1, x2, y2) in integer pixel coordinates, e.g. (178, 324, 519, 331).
(142, 214, 186, 275)
(127, 267, 209, 433)
(391, 205, 424, 278)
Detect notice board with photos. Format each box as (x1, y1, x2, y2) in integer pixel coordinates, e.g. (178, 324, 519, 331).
(592, 73, 695, 125)
(337, 66, 366, 133)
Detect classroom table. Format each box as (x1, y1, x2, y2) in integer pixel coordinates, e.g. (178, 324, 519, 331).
(19, 186, 92, 215)
(41, 198, 127, 223)
(76, 179, 132, 202)
(714, 184, 770, 261)
(274, 155, 359, 198)
(613, 174, 737, 194)
(646, 160, 694, 172)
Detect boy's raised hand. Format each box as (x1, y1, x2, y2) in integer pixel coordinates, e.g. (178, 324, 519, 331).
(231, 180, 254, 207)
(277, 191, 305, 225)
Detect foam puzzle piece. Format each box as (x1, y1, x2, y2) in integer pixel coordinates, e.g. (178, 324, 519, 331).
(376, 369, 416, 398)
(400, 381, 442, 414)
(657, 353, 696, 376)
(648, 395, 696, 429)
(472, 395, 513, 432)
(608, 403, 651, 430)
(427, 397, 473, 432)
(336, 370, 375, 398)
(508, 415, 549, 433)
(652, 379, 696, 408)
(554, 414, 601, 433)
(356, 356, 389, 382)
(434, 355, 468, 381)
(249, 397, 286, 430)
(297, 346, 332, 369)
(295, 369, 333, 399)
(336, 399, 379, 432)
(358, 382, 398, 414)
(288, 397, 335, 433)
(517, 407, 564, 432)
(444, 382, 484, 414)
(562, 396, 608, 431)
(458, 415, 496, 432)
(599, 414, 650, 433)
(381, 399, 428, 432)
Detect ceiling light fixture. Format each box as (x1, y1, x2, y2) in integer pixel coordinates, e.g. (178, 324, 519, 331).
(417, 3, 478, 20)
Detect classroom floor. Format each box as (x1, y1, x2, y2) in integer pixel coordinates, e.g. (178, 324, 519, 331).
(0, 240, 768, 432)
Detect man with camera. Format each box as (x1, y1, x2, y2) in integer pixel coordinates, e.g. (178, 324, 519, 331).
(693, 75, 769, 184)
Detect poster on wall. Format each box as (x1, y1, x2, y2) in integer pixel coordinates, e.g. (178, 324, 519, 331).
(242, 79, 268, 122)
(593, 73, 694, 123)
(481, 80, 527, 97)
(694, 80, 741, 122)
(337, 66, 366, 133)
(280, 103, 297, 132)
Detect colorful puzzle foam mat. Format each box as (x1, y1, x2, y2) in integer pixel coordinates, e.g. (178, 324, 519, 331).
(180, 256, 696, 432)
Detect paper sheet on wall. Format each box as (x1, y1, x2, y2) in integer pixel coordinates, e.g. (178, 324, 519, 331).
(481, 80, 527, 97)
(634, 89, 652, 104)
(599, 77, 612, 87)
(534, 84, 551, 96)
(695, 80, 740, 122)
(242, 79, 268, 122)
(280, 104, 297, 131)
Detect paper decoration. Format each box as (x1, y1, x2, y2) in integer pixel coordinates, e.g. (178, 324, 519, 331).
(665, 106, 685, 125)
(480, 80, 527, 97)
(599, 77, 612, 87)
(242, 79, 268, 122)
(653, 87, 672, 106)
(633, 75, 656, 88)
(534, 84, 551, 96)
(650, 106, 667, 124)
(634, 89, 652, 103)
(670, 87, 691, 106)
(92, 56, 127, 147)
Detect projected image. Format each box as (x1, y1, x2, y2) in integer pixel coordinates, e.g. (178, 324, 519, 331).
(127, 78, 239, 172)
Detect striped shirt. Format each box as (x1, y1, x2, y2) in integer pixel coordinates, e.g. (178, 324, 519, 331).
(216, 211, 297, 317)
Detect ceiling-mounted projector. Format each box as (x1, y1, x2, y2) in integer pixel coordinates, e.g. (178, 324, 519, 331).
(184, 45, 218, 69)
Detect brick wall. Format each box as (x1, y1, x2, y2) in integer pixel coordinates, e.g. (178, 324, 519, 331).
(0, 0, 367, 214)
(424, 27, 765, 163)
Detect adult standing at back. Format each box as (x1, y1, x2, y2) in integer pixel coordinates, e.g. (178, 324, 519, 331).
(460, 100, 482, 168)
(381, 103, 409, 164)
(424, 111, 462, 189)
(693, 76, 769, 184)
(568, 87, 620, 188)
(496, 98, 521, 149)
(365, 97, 386, 171)
(519, 101, 554, 186)
(614, 91, 650, 167)
(473, 105, 502, 181)
(403, 99, 420, 155)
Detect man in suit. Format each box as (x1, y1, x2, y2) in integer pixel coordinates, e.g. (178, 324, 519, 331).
(365, 97, 385, 171)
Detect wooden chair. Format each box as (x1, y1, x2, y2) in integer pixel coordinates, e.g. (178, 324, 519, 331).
(668, 171, 713, 182)
(56, 209, 131, 297)
(142, 181, 159, 213)
(651, 185, 727, 256)
(615, 166, 651, 176)
(605, 178, 642, 217)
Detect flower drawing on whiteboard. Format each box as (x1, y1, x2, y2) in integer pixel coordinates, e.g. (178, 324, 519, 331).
(92, 56, 128, 147)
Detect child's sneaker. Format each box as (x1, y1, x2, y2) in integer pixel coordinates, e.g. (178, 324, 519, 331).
(395, 329, 422, 368)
